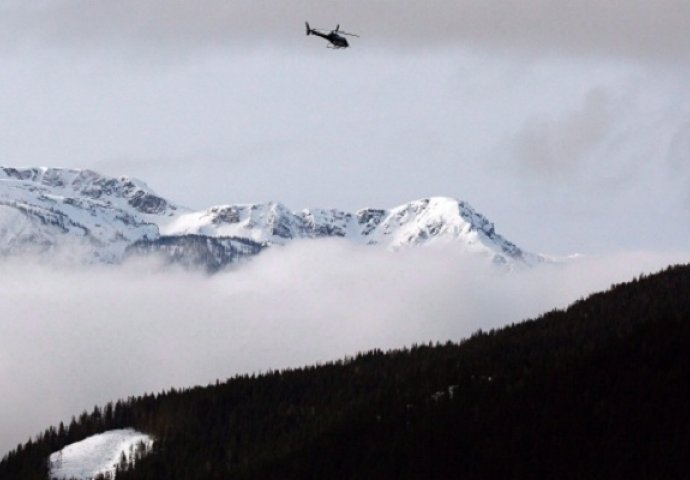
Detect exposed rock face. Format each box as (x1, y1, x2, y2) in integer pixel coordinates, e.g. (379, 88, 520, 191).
(126, 235, 265, 272)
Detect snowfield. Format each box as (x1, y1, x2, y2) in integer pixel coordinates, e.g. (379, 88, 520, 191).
(49, 429, 153, 480)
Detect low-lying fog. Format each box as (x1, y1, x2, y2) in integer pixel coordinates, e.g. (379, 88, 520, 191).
(1, 241, 688, 455)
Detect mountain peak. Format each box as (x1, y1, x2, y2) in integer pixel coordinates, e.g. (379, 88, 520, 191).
(1, 166, 177, 216)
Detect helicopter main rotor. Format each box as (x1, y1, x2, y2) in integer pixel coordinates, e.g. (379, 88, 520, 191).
(333, 24, 359, 37)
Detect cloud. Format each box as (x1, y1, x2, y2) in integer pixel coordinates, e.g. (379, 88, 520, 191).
(2, 0, 690, 64)
(514, 88, 619, 177)
(666, 121, 690, 176)
(1, 241, 689, 455)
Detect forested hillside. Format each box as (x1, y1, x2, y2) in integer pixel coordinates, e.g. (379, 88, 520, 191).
(3, 264, 690, 479)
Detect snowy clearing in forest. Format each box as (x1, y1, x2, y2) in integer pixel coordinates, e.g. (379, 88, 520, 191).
(49, 429, 153, 480)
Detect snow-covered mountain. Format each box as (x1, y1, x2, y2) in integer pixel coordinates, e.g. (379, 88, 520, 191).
(0, 167, 542, 270)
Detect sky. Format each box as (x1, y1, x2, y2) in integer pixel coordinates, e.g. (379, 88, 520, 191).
(1, 0, 690, 457)
(0, 0, 688, 255)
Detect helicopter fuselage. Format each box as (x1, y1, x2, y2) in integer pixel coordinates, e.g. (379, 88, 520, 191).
(311, 30, 349, 48)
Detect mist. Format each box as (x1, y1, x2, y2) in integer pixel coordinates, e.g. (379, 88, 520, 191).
(2, 242, 689, 455)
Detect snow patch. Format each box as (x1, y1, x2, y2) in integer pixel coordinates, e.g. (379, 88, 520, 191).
(49, 429, 153, 480)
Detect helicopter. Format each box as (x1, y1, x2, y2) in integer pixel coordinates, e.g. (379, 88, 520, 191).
(305, 22, 359, 49)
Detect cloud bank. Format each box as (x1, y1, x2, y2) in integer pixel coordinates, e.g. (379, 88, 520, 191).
(2, 0, 690, 63)
(2, 241, 689, 455)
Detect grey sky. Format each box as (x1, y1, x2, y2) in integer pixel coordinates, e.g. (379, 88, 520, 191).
(3, 0, 690, 62)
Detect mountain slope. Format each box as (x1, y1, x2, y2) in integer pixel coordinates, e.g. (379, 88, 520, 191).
(2, 263, 688, 479)
(0, 167, 541, 269)
(0, 167, 174, 262)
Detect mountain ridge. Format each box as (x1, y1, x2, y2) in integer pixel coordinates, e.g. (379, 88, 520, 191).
(0, 166, 542, 270)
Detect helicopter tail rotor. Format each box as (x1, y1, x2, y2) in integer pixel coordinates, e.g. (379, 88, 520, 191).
(305, 22, 311, 35)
